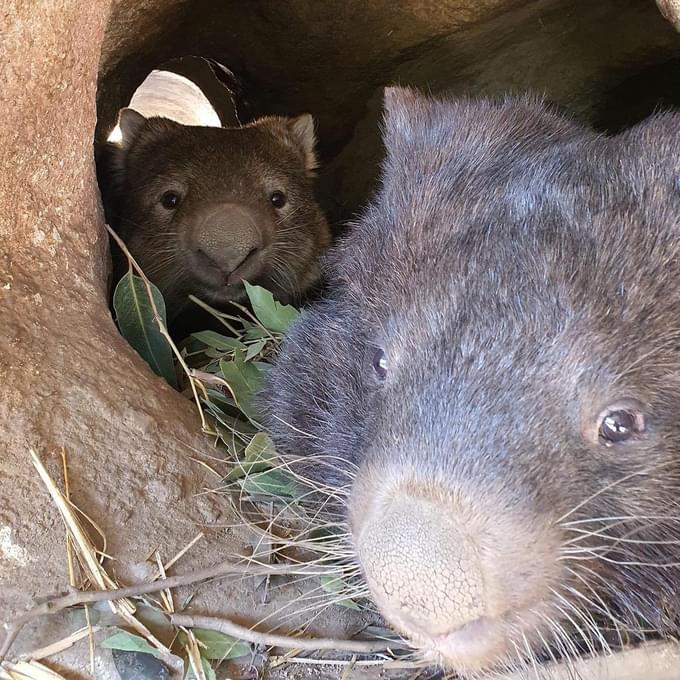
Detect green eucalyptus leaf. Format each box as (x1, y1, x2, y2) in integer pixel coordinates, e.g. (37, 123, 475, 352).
(243, 325, 269, 341)
(244, 282, 300, 333)
(245, 338, 267, 361)
(191, 331, 245, 352)
(319, 575, 361, 610)
(113, 272, 176, 387)
(192, 629, 251, 660)
(239, 469, 299, 497)
(226, 432, 277, 480)
(101, 630, 161, 658)
(218, 357, 263, 420)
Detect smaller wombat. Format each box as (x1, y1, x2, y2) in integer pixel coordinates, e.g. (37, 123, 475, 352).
(102, 108, 331, 320)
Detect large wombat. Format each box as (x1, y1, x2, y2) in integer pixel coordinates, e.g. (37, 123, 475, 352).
(265, 87, 680, 673)
(103, 109, 331, 319)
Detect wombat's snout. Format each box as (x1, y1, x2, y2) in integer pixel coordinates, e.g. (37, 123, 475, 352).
(357, 493, 484, 630)
(352, 475, 558, 669)
(192, 203, 267, 284)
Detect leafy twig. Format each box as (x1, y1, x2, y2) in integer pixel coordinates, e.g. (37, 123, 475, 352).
(106, 224, 208, 431)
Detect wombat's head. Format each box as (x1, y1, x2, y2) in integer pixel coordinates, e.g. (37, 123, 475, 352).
(105, 109, 330, 317)
(265, 88, 680, 672)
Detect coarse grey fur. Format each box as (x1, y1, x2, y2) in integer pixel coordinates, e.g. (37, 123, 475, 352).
(264, 88, 680, 672)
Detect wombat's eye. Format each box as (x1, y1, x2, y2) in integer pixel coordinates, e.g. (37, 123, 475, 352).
(160, 191, 181, 210)
(598, 406, 645, 445)
(372, 348, 387, 380)
(270, 191, 287, 209)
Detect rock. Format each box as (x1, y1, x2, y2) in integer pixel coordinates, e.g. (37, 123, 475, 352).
(111, 649, 171, 680)
(657, 0, 680, 30)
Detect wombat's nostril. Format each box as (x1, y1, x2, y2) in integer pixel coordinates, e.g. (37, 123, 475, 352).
(355, 493, 485, 637)
(195, 243, 262, 279)
(240, 247, 260, 268)
(192, 203, 266, 280)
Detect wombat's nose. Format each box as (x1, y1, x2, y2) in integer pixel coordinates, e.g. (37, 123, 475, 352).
(355, 493, 485, 637)
(193, 204, 263, 277)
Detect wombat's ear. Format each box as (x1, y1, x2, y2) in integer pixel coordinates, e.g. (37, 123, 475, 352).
(259, 113, 319, 174)
(287, 114, 318, 174)
(382, 86, 428, 139)
(114, 108, 148, 150)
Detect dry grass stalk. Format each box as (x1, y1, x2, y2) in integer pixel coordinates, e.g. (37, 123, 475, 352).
(29, 450, 134, 616)
(25, 626, 102, 662)
(153, 532, 205, 579)
(0, 660, 68, 680)
(155, 551, 174, 614)
(59, 449, 76, 588)
(83, 605, 95, 675)
(183, 629, 207, 680)
(24, 450, 174, 665)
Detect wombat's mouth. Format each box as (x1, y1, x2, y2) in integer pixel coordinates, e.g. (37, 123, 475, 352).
(189, 247, 270, 302)
(226, 247, 267, 286)
(421, 609, 541, 670)
(431, 616, 504, 665)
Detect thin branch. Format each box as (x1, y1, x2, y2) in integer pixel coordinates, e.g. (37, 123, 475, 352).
(170, 614, 407, 654)
(0, 560, 335, 663)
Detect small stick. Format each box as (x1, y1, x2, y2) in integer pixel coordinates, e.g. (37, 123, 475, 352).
(269, 656, 391, 667)
(170, 614, 406, 654)
(60, 449, 76, 588)
(0, 560, 335, 662)
(152, 532, 205, 580)
(84, 606, 95, 674)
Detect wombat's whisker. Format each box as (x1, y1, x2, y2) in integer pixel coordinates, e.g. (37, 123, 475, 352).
(564, 528, 680, 547)
(557, 460, 678, 524)
(271, 455, 356, 492)
(615, 336, 680, 379)
(562, 513, 680, 527)
(528, 615, 561, 668)
(246, 537, 355, 563)
(268, 258, 298, 297)
(559, 546, 680, 568)
(552, 633, 582, 680)
(269, 413, 319, 440)
(551, 588, 609, 656)
(284, 452, 360, 473)
(538, 610, 580, 663)
(562, 585, 623, 653)
(275, 204, 305, 226)
(550, 599, 598, 660)
(248, 579, 350, 629)
(561, 573, 626, 648)
(518, 631, 541, 679)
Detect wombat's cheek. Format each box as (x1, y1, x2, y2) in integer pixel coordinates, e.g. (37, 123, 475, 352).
(349, 466, 562, 671)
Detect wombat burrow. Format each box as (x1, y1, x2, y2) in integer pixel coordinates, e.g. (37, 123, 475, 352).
(101, 108, 331, 322)
(265, 87, 680, 673)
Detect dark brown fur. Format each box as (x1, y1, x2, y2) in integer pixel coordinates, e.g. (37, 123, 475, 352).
(101, 110, 331, 321)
